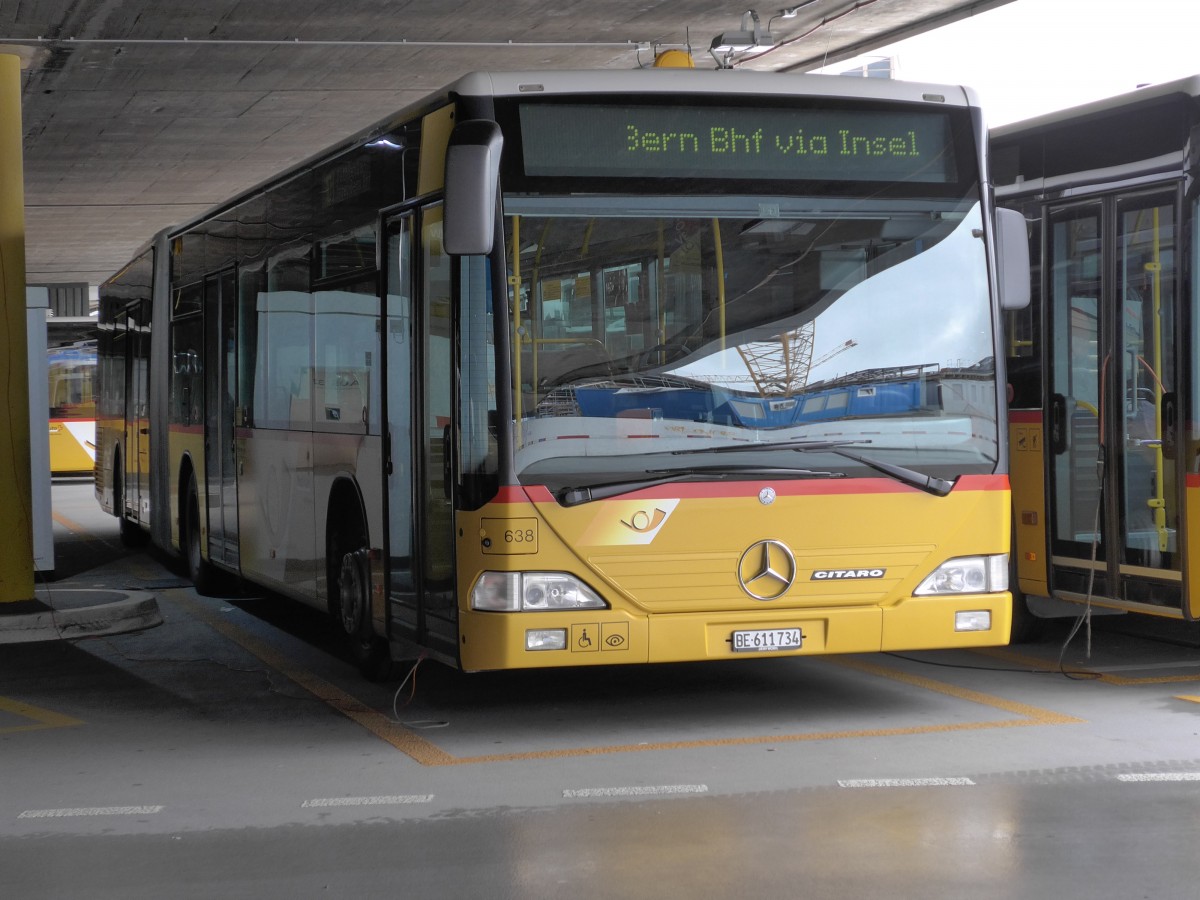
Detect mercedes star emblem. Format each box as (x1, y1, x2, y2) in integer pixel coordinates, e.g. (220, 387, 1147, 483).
(737, 539, 797, 601)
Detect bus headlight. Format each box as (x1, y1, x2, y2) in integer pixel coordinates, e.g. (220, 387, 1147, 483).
(914, 554, 1008, 596)
(470, 571, 608, 611)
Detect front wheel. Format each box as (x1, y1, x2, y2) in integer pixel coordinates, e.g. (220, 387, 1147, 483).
(334, 546, 392, 681)
(113, 460, 148, 547)
(184, 470, 219, 595)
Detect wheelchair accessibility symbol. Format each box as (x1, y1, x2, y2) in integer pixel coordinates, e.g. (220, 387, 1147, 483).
(571, 622, 629, 652)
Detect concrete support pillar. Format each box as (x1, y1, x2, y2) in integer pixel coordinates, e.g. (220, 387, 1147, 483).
(0, 52, 34, 604)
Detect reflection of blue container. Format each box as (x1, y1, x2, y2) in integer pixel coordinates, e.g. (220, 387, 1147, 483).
(566, 369, 941, 428)
(48, 345, 97, 367)
(574, 385, 721, 423)
(721, 376, 935, 429)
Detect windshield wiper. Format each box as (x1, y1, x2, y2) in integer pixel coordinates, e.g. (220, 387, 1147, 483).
(670, 439, 954, 497)
(823, 447, 955, 497)
(557, 465, 844, 507)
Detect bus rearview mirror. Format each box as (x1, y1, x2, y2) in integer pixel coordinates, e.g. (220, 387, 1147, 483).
(996, 207, 1031, 310)
(444, 120, 504, 256)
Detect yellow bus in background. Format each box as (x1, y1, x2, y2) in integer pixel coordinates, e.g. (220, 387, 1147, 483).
(47, 340, 96, 476)
(97, 69, 1028, 677)
(995, 75, 1200, 627)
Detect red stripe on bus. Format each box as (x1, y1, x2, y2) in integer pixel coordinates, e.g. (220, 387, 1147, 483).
(1009, 410, 1043, 424)
(1187, 474, 1200, 489)
(495, 474, 1008, 504)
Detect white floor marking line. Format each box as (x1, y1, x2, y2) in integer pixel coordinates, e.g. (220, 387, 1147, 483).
(1117, 773, 1200, 783)
(19, 806, 164, 818)
(301, 795, 434, 807)
(838, 778, 975, 788)
(563, 784, 708, 798)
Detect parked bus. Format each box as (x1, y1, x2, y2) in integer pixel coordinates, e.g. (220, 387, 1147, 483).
(47, 340, 97, 475)
(97, 69, 1028, 676)
(994, 75, 1200, 625)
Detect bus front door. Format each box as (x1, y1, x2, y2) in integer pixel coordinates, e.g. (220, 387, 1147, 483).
(203, 269, 239, 567)
(384, 208, 458, 660)
(123, 301, 150, 526)
(1045, 193, 1182, 613)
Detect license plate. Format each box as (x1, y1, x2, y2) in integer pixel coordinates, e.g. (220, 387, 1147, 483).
(731, 628, 803, 653)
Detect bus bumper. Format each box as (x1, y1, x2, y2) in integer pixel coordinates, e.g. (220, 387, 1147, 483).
(457, 593, 1013, 671)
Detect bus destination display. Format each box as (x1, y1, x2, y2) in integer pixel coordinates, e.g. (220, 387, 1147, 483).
(519, 104, 958, 183)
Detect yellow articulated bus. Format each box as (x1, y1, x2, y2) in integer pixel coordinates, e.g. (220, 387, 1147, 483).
(47, 340, 97, 475)
(995, 75, 1200, 627)
(96, 69, 1029, 677)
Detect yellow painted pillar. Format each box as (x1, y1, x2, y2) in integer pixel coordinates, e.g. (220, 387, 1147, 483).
(0, 52, 34, 604)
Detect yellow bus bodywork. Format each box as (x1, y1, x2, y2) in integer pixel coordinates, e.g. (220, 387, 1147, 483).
(456, 477, 1013, 671)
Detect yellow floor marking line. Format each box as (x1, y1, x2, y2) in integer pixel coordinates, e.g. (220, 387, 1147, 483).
(175, 595, 454, 766)
(975, 645, 1200, 686)
(0, 695, 84, 735)
(176, 592, 1084, 766)
(831, 657, 1083, 725)
(51, 511, 88, 533)
(1175, 695, 1200, 704)
(51, 510, 124, 556)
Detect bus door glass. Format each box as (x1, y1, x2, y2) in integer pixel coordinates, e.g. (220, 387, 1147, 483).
(383, 206, 457, 651)
(1115, 193, 1178, 587)
(1046, 194, 1181, 606)
(1047, 204, 1104, 584)
(203, 269, 239, 566)
(125, 301, 150, 525)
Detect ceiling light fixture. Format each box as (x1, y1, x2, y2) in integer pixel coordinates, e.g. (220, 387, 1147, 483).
(709, 9, 775, 67)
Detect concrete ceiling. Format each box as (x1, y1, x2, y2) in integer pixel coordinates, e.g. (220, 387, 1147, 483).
(3, 0, 1013, 286)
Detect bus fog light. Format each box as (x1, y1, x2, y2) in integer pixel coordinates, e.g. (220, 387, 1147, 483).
(955, 610, 991, 632)
(526, 628, 568, 651)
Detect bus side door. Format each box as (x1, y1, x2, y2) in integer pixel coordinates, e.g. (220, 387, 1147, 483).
(383, 206, 458, 659)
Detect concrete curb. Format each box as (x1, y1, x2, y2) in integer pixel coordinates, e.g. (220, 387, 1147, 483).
(0, 590, 162, 644)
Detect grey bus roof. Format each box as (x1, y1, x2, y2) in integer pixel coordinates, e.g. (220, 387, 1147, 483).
(449, 69, 979, 107)
(991, 73, 1200, 140)
(107, 69, 982, 278)
(991, 73, 1200, 200)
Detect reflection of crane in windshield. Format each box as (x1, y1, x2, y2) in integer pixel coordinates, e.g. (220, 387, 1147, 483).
(737, 328, 856, 396)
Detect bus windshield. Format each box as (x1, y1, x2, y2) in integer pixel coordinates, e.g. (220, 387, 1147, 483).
(505, 192, 997, 493)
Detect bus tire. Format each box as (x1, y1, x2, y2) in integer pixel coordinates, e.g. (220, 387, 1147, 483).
(332, 538, 392, 682)
(184, 469, 219, 596)
(1007, 525, 1044, 644)
(1008, 589, 1044, 644)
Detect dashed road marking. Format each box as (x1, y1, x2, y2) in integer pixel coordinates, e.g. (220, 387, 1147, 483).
(563, 784, 708, 799)
(838, 777, 975, 788)
(19, 806, 164, 818)
(301, 795, 434, 807)
(1116, 773, 1200, 783)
